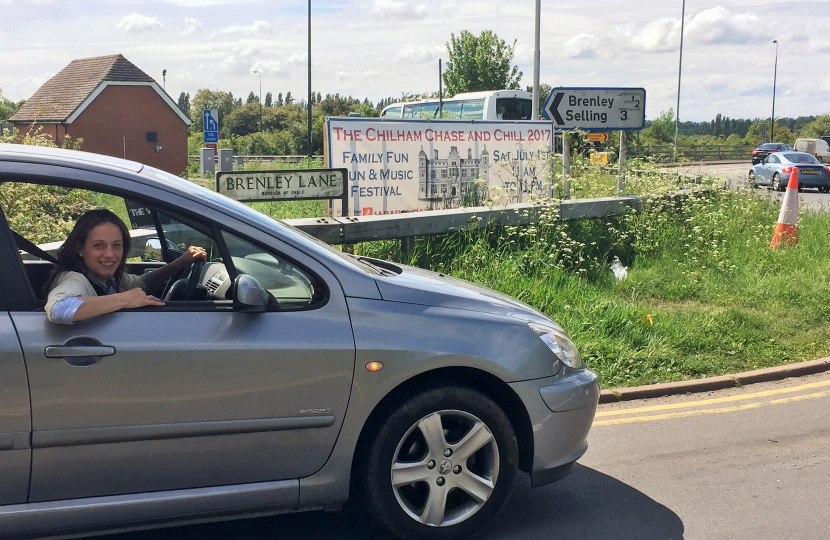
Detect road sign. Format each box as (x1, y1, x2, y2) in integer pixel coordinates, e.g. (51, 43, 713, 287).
(587, 132, 609, 143)
(543, 87, 646, 131)
(216, 168, 347, 204)
(203, 109, 219, 143)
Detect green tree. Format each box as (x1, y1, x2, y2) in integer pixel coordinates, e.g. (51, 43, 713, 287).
(525, 83, 552, 118)
(190, 89, 234, 132)
(0, 125, 90, 243)
(443, 30, 522, 95)
(285, 92, 294, 105)
(176, 92, 190, 118)
(638, 109, 676, 145)
(264, 92, 273, 108)
(0, 89, 24, 123)
(797, 114, 830, 138)
(246, 91, 258, 105)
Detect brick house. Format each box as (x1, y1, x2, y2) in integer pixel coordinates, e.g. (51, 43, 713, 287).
(9, 54, 190, 175)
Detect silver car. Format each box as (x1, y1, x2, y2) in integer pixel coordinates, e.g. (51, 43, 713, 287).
(749, 151, 830, 192)
(0, 144, 599, 539)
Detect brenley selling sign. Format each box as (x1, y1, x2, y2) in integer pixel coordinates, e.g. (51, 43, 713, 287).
(216, 169, 345, 203)
(543, 88, 646, 131)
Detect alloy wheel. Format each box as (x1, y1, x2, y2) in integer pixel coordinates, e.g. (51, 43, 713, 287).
(390, 409, 500, 527)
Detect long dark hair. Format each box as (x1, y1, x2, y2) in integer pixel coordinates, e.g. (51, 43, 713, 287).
(47, 209, 132, 292)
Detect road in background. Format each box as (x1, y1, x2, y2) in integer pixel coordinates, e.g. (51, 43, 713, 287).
(673, 161, 830, 213)
(98, 372, 830, 540)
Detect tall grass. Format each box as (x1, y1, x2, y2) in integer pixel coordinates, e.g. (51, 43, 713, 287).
(354, 172, 830, 388)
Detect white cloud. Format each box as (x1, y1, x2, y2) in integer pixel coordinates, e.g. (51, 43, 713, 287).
(117, 13, 164, 33)
(181, 18, 203, 37)
(221, 21, 271, 35)
(630, 17, 680, 52)
(562, 34, 597, 59)
(251, 60, 290, 78)
(394, 43, 443, 63)
(13, 72, 53, 88)
(685, 7, 760, 45)
(372, 0, 428, 20)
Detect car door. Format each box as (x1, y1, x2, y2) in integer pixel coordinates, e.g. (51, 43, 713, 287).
(0, 210, 32, 506)
(7, 181, 356, 502)
(755, 157, 769, 183)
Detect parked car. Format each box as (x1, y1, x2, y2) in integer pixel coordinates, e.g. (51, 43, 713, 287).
(0, 144, 599, 540)
(793, 138, 830, 164)
(748, 151, 830, 192)
(751, 143, 793, 165)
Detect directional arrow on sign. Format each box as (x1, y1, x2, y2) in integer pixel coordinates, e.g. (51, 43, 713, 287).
(543, 87, 646, 131)
(548, 92, 564, 125)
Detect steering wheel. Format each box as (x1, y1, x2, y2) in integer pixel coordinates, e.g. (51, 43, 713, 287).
(182, 258, 205, 301)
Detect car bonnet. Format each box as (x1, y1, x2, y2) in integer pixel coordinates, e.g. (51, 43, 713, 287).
(372, 262, 558, 326)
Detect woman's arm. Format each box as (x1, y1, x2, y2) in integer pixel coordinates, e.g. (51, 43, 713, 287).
(70, 289, 165, 322)
(142, 246, 208, 292)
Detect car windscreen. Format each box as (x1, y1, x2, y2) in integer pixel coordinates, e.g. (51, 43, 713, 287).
(783, 153, 819, 164)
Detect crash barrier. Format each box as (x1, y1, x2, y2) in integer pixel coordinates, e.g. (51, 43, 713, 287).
(188, 155, 307, 164)
(629, 145, 753, 162)
(284, 197, 642, 249)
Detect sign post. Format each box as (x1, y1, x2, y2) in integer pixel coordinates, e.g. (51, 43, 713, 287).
(203, 108, 219, 147)
(543, 88, 646, 131)
(216, 168, 348, 217)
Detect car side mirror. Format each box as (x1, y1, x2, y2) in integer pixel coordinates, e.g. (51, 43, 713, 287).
(231, 274, 271, 312)
(143, 238, 163, 262)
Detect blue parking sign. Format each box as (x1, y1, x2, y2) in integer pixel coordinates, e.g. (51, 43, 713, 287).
(203, 109, 219, 143)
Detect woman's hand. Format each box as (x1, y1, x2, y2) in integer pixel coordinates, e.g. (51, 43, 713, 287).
(118, 288, 165, 309)
(72, 289, 164, 321)
(174, 245, 207, 268)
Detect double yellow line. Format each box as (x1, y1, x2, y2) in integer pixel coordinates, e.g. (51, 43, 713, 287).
(594, 378, 830, 426)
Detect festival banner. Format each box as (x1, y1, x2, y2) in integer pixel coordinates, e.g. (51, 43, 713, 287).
(325, 118, 553, 216)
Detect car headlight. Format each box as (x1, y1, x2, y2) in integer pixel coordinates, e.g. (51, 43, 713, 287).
(528, 322, 584, 370)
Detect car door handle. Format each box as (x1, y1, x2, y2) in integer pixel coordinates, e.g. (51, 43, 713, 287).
(45, 346, 116, 358)
(45, 337, 116, 367)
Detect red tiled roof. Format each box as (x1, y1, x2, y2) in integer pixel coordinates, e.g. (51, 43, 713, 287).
(9, 54, 158, 122)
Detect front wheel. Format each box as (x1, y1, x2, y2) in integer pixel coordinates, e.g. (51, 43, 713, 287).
(772, 173, 784, 192)
(361, 386, 518, 540)
(748, 170, 756, 188)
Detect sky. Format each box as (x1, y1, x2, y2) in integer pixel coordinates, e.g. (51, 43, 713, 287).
(3, 0, 830, 122)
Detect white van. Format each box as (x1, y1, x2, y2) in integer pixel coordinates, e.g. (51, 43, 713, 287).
(794, 138, 830, 163)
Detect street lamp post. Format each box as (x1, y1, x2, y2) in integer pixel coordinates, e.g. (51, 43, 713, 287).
(673, 0, 686, 161)
(253, 70, 262, 133)
(307, 0, 313, 158)
(532, 0, 541, 120)
(771, 39, 778, 143)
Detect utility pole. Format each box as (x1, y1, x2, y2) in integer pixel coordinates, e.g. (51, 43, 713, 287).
(771, 40, 778, 143)
(532, 0, 541, 120)
(253, 70, 262, 133)
(673, 0, 686, 162)
(307, 0, 313, 158)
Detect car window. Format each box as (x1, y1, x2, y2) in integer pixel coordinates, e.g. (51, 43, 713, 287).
(783, 153, 818, 164)
(222, 230, 321, 308)
(768, 155, 780, 164)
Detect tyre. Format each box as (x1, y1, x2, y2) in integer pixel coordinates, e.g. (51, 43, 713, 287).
(748, 170, 756, 188)
(772, 173, 784, 192)
(361, 386, 518, 540)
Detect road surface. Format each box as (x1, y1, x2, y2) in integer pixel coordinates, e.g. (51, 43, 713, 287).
(98, 371, 830, 540)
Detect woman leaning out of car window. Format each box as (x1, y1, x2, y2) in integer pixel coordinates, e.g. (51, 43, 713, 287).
(44, 209, 206, 324)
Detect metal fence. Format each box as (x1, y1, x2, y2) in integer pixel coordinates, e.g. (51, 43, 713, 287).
(630, 145, 753, 162)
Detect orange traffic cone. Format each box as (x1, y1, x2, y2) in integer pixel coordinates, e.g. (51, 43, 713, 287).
(769, 168, 799, 248)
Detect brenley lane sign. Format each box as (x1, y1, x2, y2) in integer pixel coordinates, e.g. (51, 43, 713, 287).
(216, 169, 346, 203)
(543, 87, 646, 131)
